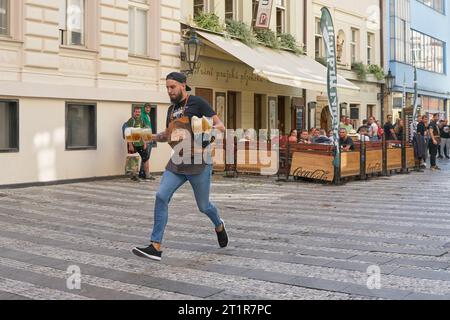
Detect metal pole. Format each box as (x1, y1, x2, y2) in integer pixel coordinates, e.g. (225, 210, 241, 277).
(401, 74, 408, 173)
(334, 147, 341, 185)
(382, 133, 388, 176)
(286, 142, 291, 181)
(360, 137, 366, 180)
(401, 108, 408, 173)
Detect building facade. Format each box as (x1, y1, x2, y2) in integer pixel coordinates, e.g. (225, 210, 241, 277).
(180, 0, 382, 135)
(0, 0, 181, 186)
(305, 0, 384, 130)
(385, 0, 450, 121)
(180, 0, 308, 136)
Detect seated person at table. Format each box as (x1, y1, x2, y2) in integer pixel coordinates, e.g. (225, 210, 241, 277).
(327, 130, 335, 143)
(339, 128, 355, 151)
(299, 130, 311, 144)
(310, 129, 321, 143)
(314, 129, 332, 144)
(288, 129, 298, 143)
(357, 127, 370, 142)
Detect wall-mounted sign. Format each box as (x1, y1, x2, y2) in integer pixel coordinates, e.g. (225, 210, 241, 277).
(255, 0, 274, 29)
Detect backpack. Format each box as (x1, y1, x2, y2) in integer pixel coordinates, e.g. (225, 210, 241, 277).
(122, 118, 136, 139)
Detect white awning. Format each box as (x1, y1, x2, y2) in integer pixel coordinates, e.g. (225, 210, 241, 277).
(197, 31, 360, 96)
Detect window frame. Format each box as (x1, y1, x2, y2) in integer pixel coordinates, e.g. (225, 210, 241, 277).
(350, 28, 360, 64)
(276, 0, 286, 34)
(131, 103, 158, 147)
(314, 18, 323, 59)
(65, 102, 97, 151)
(61, 0, 87, 47)
(129, 0, 149, 57)
(367, 32, 375, 65)
(411, 28, 445, 74)
(0, 0, 10, 37)
(128, 0, 160, 60)
(0, 99, 19, 153)
(225, 0, 235, 21)
(252, 0, 259, 26)
(193, 0, 206, 19)
(416, 0, 445, 14)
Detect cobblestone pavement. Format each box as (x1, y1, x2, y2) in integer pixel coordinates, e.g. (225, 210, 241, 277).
(1, 159, 450, 300)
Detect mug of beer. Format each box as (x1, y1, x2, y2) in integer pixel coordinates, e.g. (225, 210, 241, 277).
(124, 128, 133, 143)
(192, 116, 213, 134)
(142, 129, 153, 142)
(131, 128, 143, 142)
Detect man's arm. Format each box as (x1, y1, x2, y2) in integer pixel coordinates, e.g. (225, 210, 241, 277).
(154, 128, 170, 143)
(212, 115, 225, 133)
(390, 127, 397, 140)
(429, 126, 438, 145)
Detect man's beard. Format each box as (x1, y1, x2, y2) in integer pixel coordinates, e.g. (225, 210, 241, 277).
(170, 92, 184, 104)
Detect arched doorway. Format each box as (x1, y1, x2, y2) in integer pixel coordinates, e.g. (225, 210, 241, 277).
(320, 106, 332, 131)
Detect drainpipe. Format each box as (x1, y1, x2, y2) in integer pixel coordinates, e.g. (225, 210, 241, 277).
(304, 0, 308, 128)
(380, 0, 385, 123)
(303, 0, 308, 53)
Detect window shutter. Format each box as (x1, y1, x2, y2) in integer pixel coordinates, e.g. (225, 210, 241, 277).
(59, 0, 67, 30)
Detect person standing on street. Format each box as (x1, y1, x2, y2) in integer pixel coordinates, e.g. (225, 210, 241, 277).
(428, 113, 441, 171)
(384, 115, 397, 141)
(132, 72, 228, 261)
(139, 103, 155, 180)
(126, 106, 152, 181)
(440, 119, 450, 159)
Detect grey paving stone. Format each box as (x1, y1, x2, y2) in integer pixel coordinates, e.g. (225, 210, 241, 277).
(391, 268, 450, 282)
(340, 284, 412, 300)
(0, 291, 32, 300)
(403, 292, 450, 300)
(0, 247, 219, 299)
(290, 277, 350, 293)
(0, 265, 147, 300)
(240, 270, 297, 286)
(324, 260, 398, 275)
(196, 263, 250, 277)
(348, 255, 395, 264)
(3, 169, 450, 300)
(387, 258, 450, 270)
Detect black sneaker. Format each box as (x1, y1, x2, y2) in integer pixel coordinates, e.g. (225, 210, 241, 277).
(216, 221, 228, 248)
(132, 244, 162, 261)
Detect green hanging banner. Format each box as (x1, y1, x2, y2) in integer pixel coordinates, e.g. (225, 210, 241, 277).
(320, 7, 341, 175)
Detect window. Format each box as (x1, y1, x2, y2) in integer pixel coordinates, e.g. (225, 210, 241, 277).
(132, 103, 157, 146)
(129, 0, 149, 56)
(276, 0, 286, 34)
(390, 0, 411, 64)
(350, 104, 360, 127)
(60, 0, 85, 46)
(252, 0, 259, 26)
(367, 105, 375, 118)
(0, 100, 18, 152)
(66, 103, 96, 150)
(350, 28, 360, 64)
(417, 0, 445, 14)
(412, 29, 444, 74)
(225, 0, 234, 21)
(367, 33, 375, 65)
(315, 18, 323, 59)
(193, 0, 205, 19)
(0, 0, 9, 36)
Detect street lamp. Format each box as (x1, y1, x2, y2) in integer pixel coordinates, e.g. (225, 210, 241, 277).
(182, 29, 201, 75)
(378, 69, 395, 123)
(385, 69, 395, 95)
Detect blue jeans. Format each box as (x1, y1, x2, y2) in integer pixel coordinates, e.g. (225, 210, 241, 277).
(150, 165, 222, 244)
